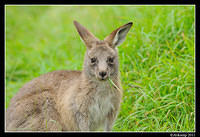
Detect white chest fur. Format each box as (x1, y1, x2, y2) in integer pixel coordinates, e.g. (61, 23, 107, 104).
(88, 82, 115, 130)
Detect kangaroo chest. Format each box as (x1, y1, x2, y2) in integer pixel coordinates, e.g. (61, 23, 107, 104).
(88, 83, 115, 129)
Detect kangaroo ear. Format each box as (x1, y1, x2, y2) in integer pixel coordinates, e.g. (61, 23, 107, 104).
(104, 22, 133, 48)
(73, 20, 99, 49)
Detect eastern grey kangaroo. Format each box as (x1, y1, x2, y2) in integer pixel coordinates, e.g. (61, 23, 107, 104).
(6, 21, 132, 131)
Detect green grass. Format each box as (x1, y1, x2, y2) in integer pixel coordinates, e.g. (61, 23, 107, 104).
(5, 5, 195, 132)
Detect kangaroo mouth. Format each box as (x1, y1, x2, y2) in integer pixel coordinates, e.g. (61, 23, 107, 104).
(96, 76, 108, 81)
(100, 77, 107, 81)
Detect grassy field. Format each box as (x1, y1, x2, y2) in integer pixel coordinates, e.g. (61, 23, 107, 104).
(5, 5, 195, 131)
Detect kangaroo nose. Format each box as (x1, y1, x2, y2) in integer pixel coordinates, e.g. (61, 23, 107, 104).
(99, 71, 107, 78)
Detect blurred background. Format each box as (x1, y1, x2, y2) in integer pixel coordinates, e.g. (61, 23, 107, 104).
(6, 5, 195, 131)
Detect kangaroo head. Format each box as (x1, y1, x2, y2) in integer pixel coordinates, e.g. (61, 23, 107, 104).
(73, 21, 132, 81)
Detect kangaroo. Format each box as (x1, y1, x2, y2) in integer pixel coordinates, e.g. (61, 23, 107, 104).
(6, 21, 132, 131)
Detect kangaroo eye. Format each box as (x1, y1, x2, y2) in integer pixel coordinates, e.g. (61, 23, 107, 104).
(108, 57, 114, 63)
(91, 57, 97, 63)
